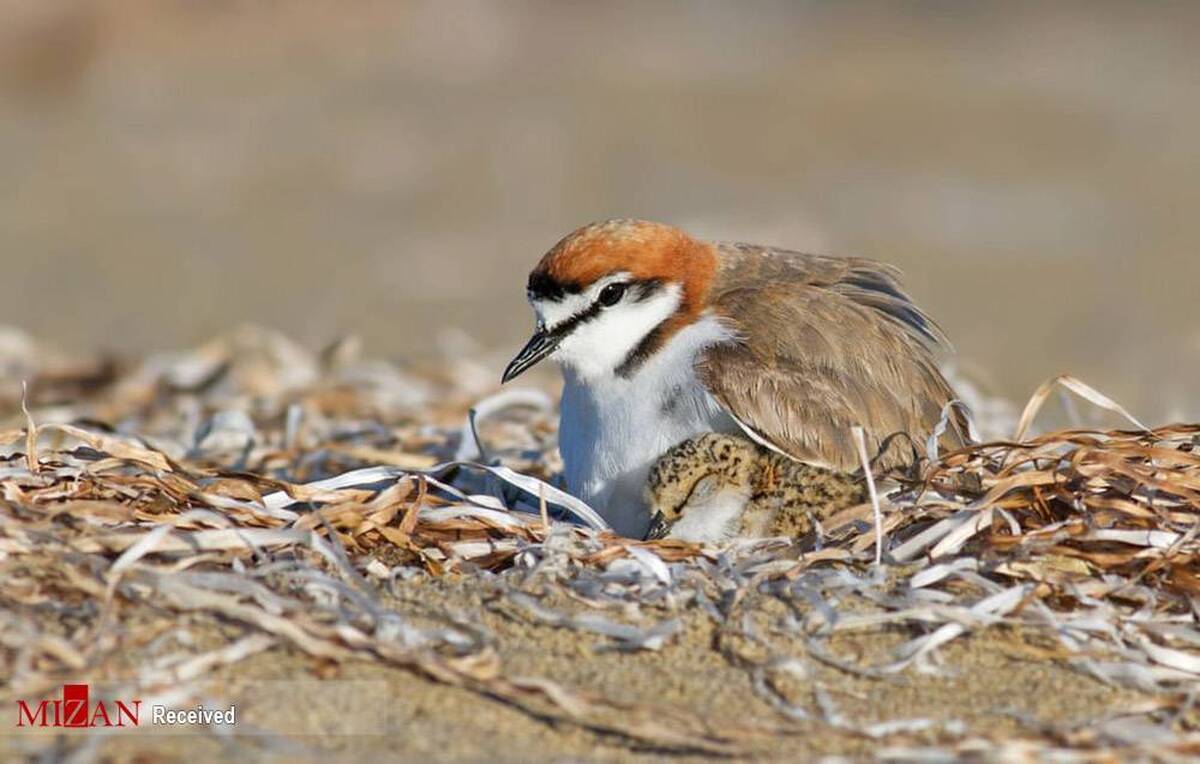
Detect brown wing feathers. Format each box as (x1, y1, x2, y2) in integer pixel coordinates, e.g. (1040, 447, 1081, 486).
(697, 244, 968, 472)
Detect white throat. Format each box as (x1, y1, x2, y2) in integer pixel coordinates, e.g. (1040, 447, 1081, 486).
(556, 312, 740, 538)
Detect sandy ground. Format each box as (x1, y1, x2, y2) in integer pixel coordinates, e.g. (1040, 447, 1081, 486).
(2, 328, 1197, 761)
(9, 574, 1152, 763)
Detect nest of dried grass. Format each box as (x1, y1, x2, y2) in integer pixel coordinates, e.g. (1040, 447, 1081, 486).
(2, 327, 1199, 759)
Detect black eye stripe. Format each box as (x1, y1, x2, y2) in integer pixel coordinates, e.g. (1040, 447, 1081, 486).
(545, 300, 604, 340)
(542, 278, 667, 347)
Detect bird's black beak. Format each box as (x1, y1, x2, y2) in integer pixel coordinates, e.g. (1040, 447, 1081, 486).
(502, 327, 561, 383)
(644, 512, 670, 541)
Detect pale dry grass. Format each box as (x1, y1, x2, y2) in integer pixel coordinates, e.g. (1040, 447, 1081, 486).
(2, 327, 1200, 760)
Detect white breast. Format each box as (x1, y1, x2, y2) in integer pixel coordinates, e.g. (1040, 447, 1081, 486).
(558, 314, 740, 538)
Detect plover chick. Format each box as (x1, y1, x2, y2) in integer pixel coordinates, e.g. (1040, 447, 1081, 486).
(644, 432, 866, 544)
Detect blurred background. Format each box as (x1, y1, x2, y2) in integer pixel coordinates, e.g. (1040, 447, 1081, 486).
(1, 0, 1196, 422)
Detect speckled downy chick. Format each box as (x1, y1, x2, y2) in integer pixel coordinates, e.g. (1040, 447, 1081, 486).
(644, 433, 866, 544)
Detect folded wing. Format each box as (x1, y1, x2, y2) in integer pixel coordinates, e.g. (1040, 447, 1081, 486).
(696, 244, 969, 472)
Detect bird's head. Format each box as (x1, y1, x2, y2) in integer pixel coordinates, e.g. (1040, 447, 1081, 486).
(502, 219, 718, 383)
(643, 433, 761, 541)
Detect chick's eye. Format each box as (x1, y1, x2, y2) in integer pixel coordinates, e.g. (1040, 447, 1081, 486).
(599, 283, 627, 307)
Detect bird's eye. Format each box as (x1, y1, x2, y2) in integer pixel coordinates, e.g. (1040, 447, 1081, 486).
(598, 283, 627, 307)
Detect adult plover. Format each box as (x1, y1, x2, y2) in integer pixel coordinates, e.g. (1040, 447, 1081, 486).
(503, 219, 967, 537)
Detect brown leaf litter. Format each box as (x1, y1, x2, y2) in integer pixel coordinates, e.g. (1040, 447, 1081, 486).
(2, 326, 1200, 761)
